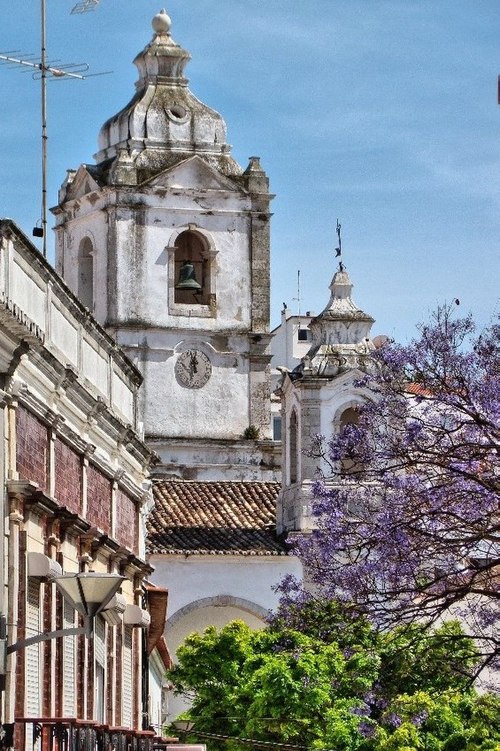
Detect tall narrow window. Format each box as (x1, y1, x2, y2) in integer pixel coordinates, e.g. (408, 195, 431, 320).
(62, 599, 76, 716)
(339, 406, 362, 476)
(174, 230, 210, 305)
(78, 237, 94, 311)
(289, 410, 298, 484)
(122, 626, 133, 727)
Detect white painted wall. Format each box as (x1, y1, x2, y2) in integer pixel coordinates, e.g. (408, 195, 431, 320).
(150, 554, 302, 623)
(149, 553, 303, 722)
(270, 311, 314, 373)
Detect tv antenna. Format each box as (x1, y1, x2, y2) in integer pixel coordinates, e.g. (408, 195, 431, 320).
(0, 0, 109, 258)
(71, 0, 101, 13)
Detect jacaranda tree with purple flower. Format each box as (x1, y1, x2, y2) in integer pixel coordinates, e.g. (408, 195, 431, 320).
(166, 603, 500, 750)
(293, 307, 499, 680)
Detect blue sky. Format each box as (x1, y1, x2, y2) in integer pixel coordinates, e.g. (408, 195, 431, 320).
(1, 1, 498, 340)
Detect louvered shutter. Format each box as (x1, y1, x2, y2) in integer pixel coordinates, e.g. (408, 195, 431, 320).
(62, 600, 76, 716)
(94, 616, 106, 723)
(25, 579, 41, 751)
(122, 626, 133, 727)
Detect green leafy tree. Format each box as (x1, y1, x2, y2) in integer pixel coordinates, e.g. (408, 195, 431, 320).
(166, 603, 499, 751)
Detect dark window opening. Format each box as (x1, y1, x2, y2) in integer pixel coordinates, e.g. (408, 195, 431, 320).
(273, 416, 282, 441)
(289, 411, 298, 484)
(339, 406, 364, 476)
(174, 231, 210, 305)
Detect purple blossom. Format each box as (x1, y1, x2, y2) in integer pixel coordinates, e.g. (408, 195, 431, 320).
(283, 308, 500, 678)
(411, 710, 429, 727)
(358, 720, 376, 739)
(386, 713, 402, 728)
(349, 703, 369, 717)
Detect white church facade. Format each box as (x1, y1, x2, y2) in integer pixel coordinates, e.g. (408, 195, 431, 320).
(53, 9, 279, 483)
(51, 9, 302, 725)
(47, 7, 382, 727)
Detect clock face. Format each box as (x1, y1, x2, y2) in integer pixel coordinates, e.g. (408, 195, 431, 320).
(175, 350, 212, 389)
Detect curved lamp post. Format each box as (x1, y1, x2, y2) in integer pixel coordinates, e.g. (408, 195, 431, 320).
(7, 572, 124, 653)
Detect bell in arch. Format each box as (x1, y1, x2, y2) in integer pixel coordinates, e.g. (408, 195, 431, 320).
(176, 260, 202, 291)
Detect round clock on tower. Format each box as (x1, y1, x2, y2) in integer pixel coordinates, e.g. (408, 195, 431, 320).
(175, 350, 212, 389)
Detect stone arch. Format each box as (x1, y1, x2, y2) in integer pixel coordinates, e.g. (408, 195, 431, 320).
(168, 225, 217, 255)
(167, 595, 268, 629)
(334, 400, 366, 476)
(332, 396, 370, 428)
(165, 595, 269, 721)
(168, 226, 217, 308)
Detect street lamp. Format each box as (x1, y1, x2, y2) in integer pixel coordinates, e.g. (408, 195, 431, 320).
(54, 572, 124, 619)
(7, 572, 124, 653)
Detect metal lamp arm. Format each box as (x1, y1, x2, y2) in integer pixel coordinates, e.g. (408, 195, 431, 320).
(6, 619, 91, 654)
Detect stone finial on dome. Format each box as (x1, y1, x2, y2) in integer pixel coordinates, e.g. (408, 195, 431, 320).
(152, 9, 172, 35)
(133, 9, 191, 87)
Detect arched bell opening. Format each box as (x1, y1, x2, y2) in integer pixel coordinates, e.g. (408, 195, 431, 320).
(289, 409, 299, 485)
(78, 237, 94, 311)
(339, 405, 364, 476)
(174, 230, 210, 305)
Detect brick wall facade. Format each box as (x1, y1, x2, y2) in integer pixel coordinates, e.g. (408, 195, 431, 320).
(115, 489, 138, 554)
(12, 405, 145, 742)
(54, 438, 82, 514)
(87, 465, 113, 533)
(16, 408, 48, 491)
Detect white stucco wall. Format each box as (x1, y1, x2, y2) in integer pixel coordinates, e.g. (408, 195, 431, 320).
(150, 554, 302, 624)
(270, 313, 313, 372)
(149, 553, 303, 722)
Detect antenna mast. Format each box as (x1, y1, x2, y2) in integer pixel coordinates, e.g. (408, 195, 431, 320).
(0, 0, 109, 258)
(40, 0, 48, 257)
(292, 270, 302, 316)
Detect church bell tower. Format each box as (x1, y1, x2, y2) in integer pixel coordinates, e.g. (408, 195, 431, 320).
(53, 10, 278, 480)
(276, 261, 376, 533)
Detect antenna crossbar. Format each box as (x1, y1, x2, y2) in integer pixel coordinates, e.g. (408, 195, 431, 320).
(71, 0, 100, 14)
(0, 53, 88, 79)
(1, 0, 109, 257)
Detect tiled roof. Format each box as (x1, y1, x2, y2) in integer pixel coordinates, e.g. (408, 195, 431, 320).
(147, 480, 287, 556)
(405, 382, 433, 397)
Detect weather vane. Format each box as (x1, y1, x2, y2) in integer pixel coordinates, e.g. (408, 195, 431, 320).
(334, 219, 345, 271)
(0, 0, 108, 257)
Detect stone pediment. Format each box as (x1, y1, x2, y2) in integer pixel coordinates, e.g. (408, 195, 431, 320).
(143, 155, 243, 193)
(63, 166, 102, 203)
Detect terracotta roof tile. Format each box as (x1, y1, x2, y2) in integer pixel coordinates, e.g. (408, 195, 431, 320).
(147, 480, 287, 556)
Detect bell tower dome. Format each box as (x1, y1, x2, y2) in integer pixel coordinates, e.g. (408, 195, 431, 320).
(95, 9, 239, 181)
(53, 10, 278, 481)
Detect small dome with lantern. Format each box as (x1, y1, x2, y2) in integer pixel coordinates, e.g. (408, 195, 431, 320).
(95, 9, 241, 182)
